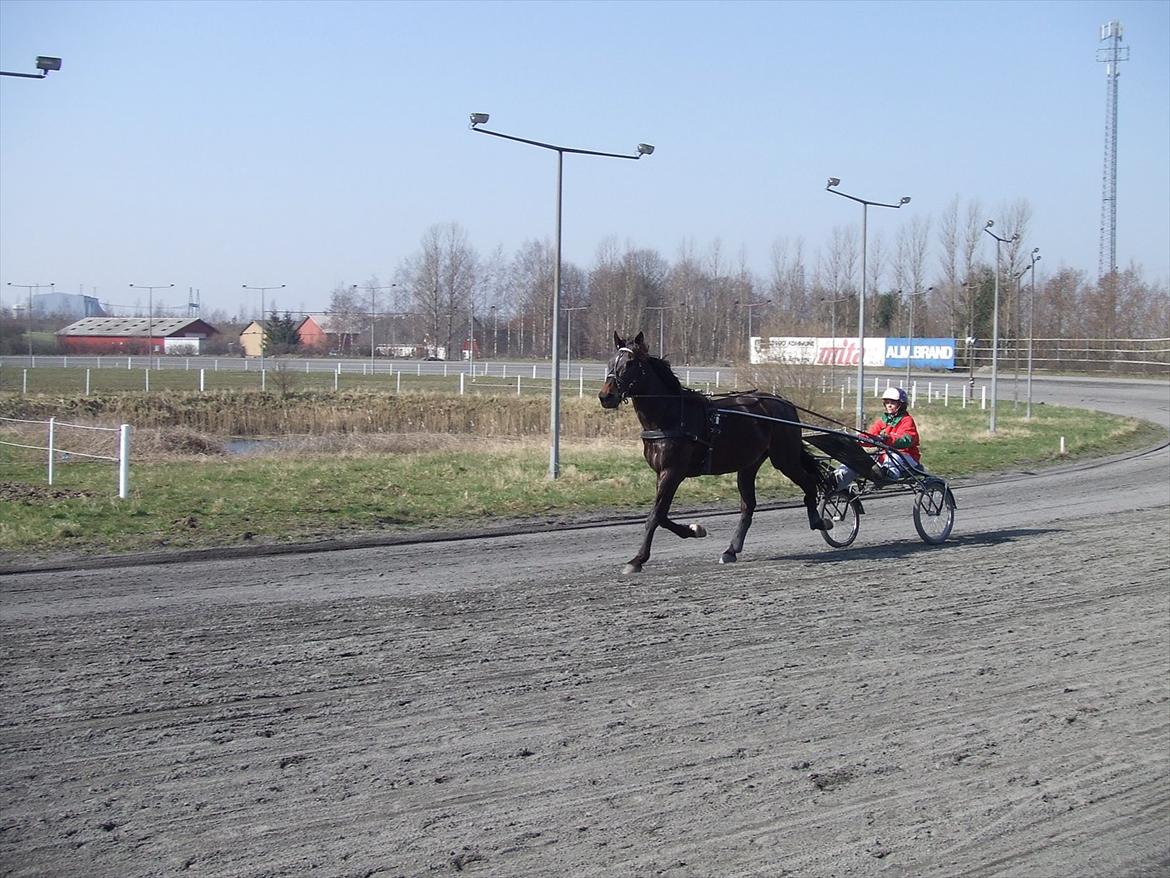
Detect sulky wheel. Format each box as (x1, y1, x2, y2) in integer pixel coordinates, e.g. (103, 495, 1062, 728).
(819, 491, 861, 548)
(913, 478, 956, 544)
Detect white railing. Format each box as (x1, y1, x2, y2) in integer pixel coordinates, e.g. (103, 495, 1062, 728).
(0, 417, 132, 498)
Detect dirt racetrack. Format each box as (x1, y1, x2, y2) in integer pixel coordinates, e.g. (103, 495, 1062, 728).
(2, 377, 1168, 878)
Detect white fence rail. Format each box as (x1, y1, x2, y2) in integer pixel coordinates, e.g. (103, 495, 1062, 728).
(0, 417, 132, 498)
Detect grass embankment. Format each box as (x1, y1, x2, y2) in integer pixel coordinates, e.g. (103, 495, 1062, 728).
(0, 389, 1160, 559)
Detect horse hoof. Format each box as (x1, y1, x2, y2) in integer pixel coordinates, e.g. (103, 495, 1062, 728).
(720, 552, 737, 564)
(690, 523, 707, 538)
(623, 563, 643, 574)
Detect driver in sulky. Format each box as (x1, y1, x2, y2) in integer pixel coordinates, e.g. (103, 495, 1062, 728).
(834, 386, 921, 491)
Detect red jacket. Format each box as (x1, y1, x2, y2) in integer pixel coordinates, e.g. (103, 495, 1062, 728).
(866, 411, 921, 463)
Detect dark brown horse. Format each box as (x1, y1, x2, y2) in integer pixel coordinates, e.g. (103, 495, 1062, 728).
(598, 332, 830, 573)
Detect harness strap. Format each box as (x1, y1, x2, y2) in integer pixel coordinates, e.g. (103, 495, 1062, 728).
(641, 428, 700, 441)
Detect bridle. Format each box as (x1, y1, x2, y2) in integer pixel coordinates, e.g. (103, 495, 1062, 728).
(605, 346, 646, 402)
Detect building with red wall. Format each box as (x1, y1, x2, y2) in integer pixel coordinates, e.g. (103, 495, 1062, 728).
(56, 317, 219, 355)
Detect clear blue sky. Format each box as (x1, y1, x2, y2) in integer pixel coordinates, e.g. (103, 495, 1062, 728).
(2, 0, 1167, 320)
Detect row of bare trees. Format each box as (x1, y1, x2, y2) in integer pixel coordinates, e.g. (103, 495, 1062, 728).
(20, 197, 1151, 366)
(327, 199, 1164, 368)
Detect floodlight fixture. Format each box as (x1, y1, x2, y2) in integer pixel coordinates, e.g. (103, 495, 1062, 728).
(824, 176, 913, 429)
(468, 112, 655, 478)
(1, 54, 62, 79)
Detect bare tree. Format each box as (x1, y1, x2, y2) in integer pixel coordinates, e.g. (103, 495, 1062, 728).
(400, 222, 480, 359)
(895, 214, 932, 335)
(327, 283, 365, 354)
(767, 236, 810, 326)
(937, 195, 962, 338)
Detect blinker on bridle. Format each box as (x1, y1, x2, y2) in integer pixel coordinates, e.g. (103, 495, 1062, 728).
(607, 346, 642, 400)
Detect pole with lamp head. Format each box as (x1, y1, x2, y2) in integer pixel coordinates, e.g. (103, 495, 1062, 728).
(981, 221, 1018, 433)
(469, 113, 654, 479)
(733, 299, 771, 362)
(826, 178, 911, 430)
(242, 284, 285, 372)
(1025, 248, 1041, 418)
(129, 283, 174, 361)
(643, 305, 671, 355)
(355, 282, 396, 367)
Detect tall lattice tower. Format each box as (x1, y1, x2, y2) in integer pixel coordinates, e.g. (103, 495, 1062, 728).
(1097, 20, 1129, 278)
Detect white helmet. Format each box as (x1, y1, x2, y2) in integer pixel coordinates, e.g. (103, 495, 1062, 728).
(882, 387, 908, 406)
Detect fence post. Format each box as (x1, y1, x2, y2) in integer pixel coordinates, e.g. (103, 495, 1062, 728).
(200, 368, 206, 392)
(981, 386, 987, 410)
(118, 424, 131, 499)
(261, 369, 266, 392)
(459, 373, 465, 395)
(23, 369, 28, 394)
(517, 376, 521, 396)
(145, 369, 150, 392)
(397, 371, 402, 393)
(86, 368, 91, 396)
(47, 417, 56, 485)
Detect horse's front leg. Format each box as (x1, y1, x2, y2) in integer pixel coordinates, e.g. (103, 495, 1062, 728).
(624, 468, 707, 574)
(721, 461, 762, 564)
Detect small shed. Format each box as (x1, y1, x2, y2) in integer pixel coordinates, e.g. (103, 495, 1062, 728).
(57, 317, 219, 355)
(239, 320, 264, 358)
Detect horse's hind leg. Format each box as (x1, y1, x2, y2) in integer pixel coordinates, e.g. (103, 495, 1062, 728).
(625, 468, 706, 574)
(772, 447, 830, 531)
(721, 459, 763, 564)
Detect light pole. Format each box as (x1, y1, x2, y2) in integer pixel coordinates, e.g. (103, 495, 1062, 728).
(0, 56, 61, 79)
(7, 282, 53, 356)
(734, 299, 771, 362)
(982, 221, 1018, 433)
(489, 305, 499, 358)
(826, 177, 911, 429)
(564, 305, 589, 376)
(470, 112, 654, 479)
(129, 283, 174, 359)
(242, 283, 285, 371)
(1025, 248, 1041, 419)
(905, 286, 933, 389)
(643, 305, 671, 354)
(355, 283, 396, 367)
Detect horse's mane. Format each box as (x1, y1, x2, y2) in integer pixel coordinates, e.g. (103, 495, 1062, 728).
(647, 355, 703, 399)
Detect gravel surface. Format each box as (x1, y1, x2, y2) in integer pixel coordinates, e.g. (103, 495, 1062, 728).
(1, 376, 1167, 878)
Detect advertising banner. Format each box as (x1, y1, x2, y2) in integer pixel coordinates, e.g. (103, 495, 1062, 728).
(882, 338, 956, 370)
(753, 336, 889, 368)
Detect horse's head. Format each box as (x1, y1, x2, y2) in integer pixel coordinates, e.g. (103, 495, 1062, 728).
(599, 331, 651, 409)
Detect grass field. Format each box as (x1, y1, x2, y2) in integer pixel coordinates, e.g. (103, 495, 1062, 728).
(1, 381, 1159, 560)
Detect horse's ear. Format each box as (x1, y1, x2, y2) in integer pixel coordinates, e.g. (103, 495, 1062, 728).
(633, 331, 647, 355)
(613, 331, 625, 350)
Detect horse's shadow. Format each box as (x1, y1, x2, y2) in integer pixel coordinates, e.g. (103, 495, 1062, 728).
(773, 527, 1061, 564)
